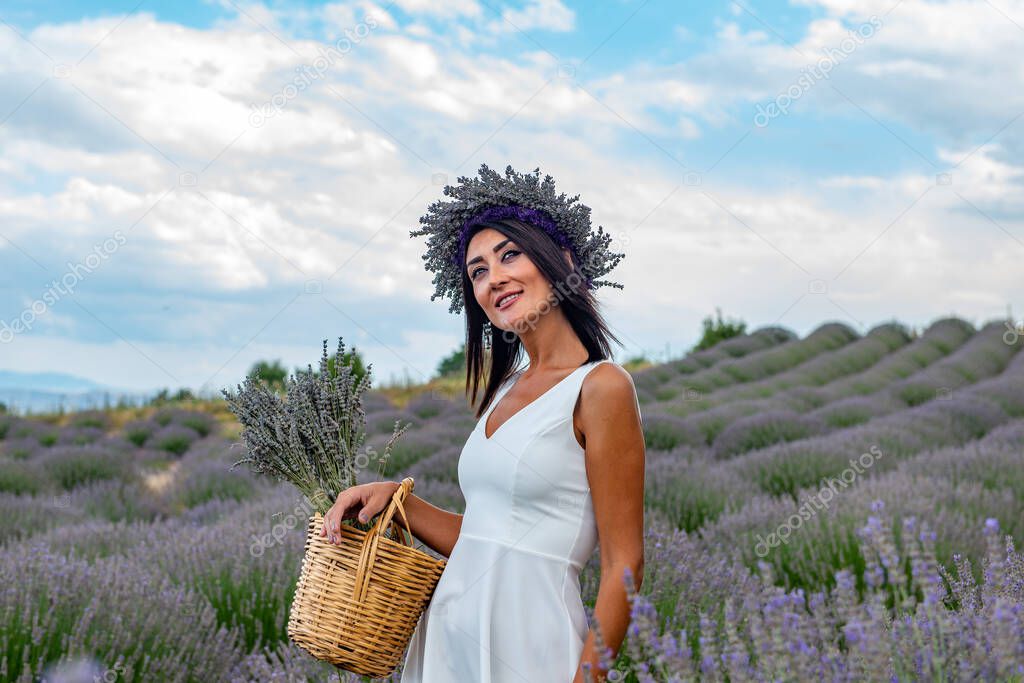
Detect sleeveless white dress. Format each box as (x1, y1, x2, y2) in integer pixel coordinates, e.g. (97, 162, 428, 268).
(400, 359, 617, 682)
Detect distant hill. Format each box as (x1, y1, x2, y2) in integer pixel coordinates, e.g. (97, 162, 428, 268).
(0, 370, 152, 414)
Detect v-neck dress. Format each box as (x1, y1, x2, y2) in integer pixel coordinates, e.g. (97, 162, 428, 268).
(400, 359, 615, 682)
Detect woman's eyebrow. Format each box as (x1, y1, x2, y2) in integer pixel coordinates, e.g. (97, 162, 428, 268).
(465, 238, 513, 269)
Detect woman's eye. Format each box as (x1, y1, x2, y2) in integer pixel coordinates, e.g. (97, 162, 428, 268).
(470, 250, 519, 280)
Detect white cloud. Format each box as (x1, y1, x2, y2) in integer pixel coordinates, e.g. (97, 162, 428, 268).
(1, 1, 1022, 391)
(390, 0, 481, 19)
(493, 0, 575, 32)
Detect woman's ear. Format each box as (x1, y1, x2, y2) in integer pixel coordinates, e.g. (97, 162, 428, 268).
(561, 247, 573, 269)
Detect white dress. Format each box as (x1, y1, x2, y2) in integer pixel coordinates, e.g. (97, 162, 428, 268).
(400, 359, 618, 682)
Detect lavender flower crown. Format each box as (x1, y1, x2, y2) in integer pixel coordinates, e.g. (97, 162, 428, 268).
(410, 163, 626, 315)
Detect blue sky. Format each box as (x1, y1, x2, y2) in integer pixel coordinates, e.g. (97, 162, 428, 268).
(1, 0, 1021, 394)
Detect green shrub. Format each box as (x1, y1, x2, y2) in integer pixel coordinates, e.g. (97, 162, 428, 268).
(75, 480, 166, 523)
(897, 382, 939, 407)
(177, 412, 216, 437)
(36, 430, 59, 447)
(174, 462, 259, 509)
(153, 408, 176, 426)
(151, 426, 197, 456)
(3, 438, 37, 460)
(381, 437, 443, 475)
(123, 420, 157, 447)
(69, 411, 111, 430)
(40, 448, 128, 490)
(0, 461, 45, 495)
(642, 414, 700, 452)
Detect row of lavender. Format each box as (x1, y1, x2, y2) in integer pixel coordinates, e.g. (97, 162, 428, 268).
(0, 407, 270, 548)
(396, 316, 1024, 680)
(612, 318, 1024, 680)
(2, 315, 1023, 680)
(0, 385, 467, 680)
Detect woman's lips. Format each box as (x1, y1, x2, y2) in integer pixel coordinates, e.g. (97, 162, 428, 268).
(497, 293, 521, 311)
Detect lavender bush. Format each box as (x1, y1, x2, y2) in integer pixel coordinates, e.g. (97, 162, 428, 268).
(1, 436, 37, 459)
(1, 543, 243, 682)
(70, 478, 168, 523)
(607, 508, 1024, 682)
(0, 491, 86, 545)
(170, 456, 263, 510)
(1, 316, 1022, 681)
(69, 410, 112, 430)
(56, 425, 105, 446)
(122, 418, 159, 447)
(36, 445, 134, 491)
(0, 460, 45, 495)
(151, 424, 200, 456)
(712, 409, 826, 458)
(153, 407, 218, 437)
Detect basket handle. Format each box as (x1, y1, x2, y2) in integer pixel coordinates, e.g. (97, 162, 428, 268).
(372, 476, 415, 545)
(351, 477, 416, 604)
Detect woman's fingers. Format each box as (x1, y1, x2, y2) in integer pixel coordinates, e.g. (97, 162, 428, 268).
(318, 483, 395, 545)
(321, 486, 365, 544)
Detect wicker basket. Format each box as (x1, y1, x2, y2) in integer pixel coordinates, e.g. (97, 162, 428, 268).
(287, 477, 447, 677)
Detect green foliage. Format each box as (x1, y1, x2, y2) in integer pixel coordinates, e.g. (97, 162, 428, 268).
(70, 411, 110, 430)
(146, 387, 196, 406)
(326, 346, 367, 382)
(178, 412, 216, 437)
(0, 462, 44, 495)
(693, 307, 747, 352)
(437, 343, 466, 377)
(642, 416, 698, 451)
(897, 382, 940, 407)
(154, 431, 195, 456)
(36, 429, 58, 447)
(625, 353, 650, 367)
(293, 345, 369, 387)
(380, 438, 438, 476)
(176, 470, 258, 509)
(645, 478, 728, 533)
(123, 422, 154, 447)
(249, 359, 288, 391)
(43, 451, 127, 490)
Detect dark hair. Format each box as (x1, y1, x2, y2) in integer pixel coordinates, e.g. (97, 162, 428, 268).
(460, 218, 623, 418)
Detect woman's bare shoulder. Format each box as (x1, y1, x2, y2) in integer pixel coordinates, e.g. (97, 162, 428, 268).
(581, 361, 638, 407)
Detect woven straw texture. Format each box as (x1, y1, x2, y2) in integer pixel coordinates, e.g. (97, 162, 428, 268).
(287, 477, 447, 677)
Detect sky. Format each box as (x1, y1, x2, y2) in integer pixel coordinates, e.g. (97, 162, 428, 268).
(0, 0, 1022, 395)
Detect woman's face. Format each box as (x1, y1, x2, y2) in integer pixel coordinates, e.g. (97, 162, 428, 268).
(465, 227, 554, 332)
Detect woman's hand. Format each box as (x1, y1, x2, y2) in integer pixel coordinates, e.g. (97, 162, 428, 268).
(320, 481, 400, 544)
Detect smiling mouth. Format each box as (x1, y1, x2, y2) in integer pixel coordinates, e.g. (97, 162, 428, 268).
(496, 292, 522, 311)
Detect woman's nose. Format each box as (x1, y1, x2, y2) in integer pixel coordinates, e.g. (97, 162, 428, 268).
(487, 264, 508, 288)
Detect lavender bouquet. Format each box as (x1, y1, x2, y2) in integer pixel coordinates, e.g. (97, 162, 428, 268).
(222, 337, 409, 517)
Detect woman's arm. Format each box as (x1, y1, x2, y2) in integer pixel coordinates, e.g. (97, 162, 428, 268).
(572, 363, 646, 683)
(395, 484, 464, 559)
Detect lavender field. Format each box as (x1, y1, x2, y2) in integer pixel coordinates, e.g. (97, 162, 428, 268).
(3, 316, 1024, 682)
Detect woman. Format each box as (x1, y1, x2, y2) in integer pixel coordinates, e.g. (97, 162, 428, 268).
(320, 164, 645, 682)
